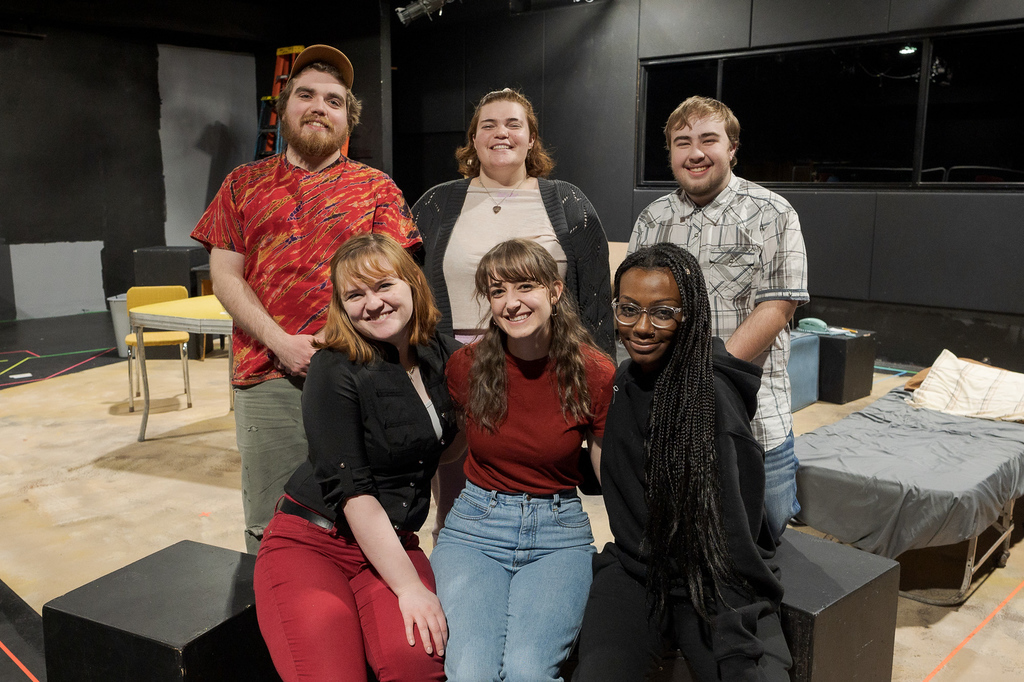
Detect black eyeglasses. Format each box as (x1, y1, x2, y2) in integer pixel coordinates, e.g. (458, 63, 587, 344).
(612, 300, 684, 329)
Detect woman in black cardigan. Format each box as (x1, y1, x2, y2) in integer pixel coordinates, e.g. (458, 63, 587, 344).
(573, 243, 792, 681)
(411, 87, 614, 539)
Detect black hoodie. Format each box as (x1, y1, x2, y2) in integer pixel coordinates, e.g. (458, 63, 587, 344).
(599, 337, 784, 680)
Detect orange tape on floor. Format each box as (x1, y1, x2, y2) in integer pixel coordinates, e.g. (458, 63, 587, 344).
(921, 577, 1024, 682)
(0, 637, 41, 682)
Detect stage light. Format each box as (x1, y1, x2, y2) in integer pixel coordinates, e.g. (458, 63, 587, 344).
(395, 0, 455, 26)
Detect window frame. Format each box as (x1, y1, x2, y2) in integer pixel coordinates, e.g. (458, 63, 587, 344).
(636, 23, 1024, 192)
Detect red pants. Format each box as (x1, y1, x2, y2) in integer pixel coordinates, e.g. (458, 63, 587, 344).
(254, 508, 445, 682)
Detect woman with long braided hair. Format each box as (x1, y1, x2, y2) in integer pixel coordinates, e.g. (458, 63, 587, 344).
(572, 243, 791, 681)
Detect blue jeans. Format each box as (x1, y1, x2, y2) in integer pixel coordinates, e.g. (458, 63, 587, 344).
(764, 431, 800, 542)
(431, 482, 596, 682)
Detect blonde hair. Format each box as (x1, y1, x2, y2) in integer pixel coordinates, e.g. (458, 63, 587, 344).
(663, 96, 740, 167)
(455, 88, 555, 178)
(318, 234, 439, 363)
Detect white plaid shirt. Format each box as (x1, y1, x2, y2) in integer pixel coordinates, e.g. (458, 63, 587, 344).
(628, 174, 809, 451)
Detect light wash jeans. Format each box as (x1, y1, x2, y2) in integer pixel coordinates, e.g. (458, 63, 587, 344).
(431, 481, 595, 682)
(764, 430, 800, 542)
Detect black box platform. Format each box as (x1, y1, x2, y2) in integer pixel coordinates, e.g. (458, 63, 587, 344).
(648, 530, 899, 681)
(43, 540, 280, 681)
(818, 331, 877, 404)
(133, 246, 209, 295)
(133, 246, 211, 360)
(778, 530, 898, 681)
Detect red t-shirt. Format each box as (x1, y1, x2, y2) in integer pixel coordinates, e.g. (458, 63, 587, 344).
(191, 155, 419, 385)
(446, 344, 616, 494)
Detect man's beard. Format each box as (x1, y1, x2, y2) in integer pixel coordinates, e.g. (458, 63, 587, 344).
(281, 113, 348, 159)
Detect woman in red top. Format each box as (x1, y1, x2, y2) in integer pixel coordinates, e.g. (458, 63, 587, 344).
(430, 238, 615, 682)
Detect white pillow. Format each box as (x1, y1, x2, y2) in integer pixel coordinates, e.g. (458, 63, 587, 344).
(907, 349, 1024, 422)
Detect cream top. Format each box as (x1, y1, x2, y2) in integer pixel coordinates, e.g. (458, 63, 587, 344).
(443, 187, 567, 332)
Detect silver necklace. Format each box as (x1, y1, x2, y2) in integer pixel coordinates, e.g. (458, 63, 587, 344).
(479, 176, 528, 213)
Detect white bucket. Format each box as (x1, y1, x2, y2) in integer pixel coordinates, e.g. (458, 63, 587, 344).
(107, 294, 129, 358)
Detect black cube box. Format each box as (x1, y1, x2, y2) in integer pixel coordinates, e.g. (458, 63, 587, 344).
(778, 531, 899, 682)
(132, 246, 210, 359)
(648, 530, 898, 681)
(818, 331, 876, 404)
(43, 540, 280, 681)
(133, 246, 209, 295)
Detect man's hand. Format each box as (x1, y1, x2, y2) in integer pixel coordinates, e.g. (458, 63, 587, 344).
(396, 584, 448, 656)
(269, 334, 318, 377)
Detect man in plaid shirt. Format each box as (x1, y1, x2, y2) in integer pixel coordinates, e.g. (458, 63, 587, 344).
(628, 96, 808, 541)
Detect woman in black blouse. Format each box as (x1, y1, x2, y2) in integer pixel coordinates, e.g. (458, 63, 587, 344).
(253, 234, 463, 682)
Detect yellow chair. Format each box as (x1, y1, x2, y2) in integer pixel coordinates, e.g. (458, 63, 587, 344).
(126, 286, 192, 412)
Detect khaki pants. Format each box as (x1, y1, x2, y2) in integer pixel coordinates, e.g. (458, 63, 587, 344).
(234, 376, 307, 554)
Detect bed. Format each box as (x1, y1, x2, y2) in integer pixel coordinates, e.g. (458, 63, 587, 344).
(795, 388, 1024, 604)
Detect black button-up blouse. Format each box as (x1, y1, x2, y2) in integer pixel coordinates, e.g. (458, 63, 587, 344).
(284, 334, 460, 534)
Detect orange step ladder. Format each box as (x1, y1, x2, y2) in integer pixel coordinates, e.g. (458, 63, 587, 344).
(254, 45, 352, 160)
(255, 45, 304, 159)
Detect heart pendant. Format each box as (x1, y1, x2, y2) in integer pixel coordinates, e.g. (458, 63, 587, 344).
(493, 206, 501, 214)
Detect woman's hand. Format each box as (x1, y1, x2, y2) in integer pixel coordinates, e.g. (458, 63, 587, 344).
(342, 495, 449, 657)
(395, 583, 449, 656)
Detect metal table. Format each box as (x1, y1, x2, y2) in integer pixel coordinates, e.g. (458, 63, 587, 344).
(129, 295, 233, 441)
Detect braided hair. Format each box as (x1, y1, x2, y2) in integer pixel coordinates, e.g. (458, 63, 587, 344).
(614, 243, 744, 623)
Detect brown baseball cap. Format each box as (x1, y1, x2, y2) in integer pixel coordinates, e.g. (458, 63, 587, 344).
(288, 44, 355, 89)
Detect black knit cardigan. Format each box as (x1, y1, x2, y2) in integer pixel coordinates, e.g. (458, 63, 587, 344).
(411, 178, 615, 356)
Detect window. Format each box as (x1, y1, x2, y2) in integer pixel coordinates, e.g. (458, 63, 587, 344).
(722, 42, 921, 184)
(639, 26, 1024, 187)
(923, 30, 1024, 183)
(641, 60, 719, 184)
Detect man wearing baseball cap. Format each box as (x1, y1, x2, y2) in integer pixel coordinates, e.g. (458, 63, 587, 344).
(191, 44, 420, 553)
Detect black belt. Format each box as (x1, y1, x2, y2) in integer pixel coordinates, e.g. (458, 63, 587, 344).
(279, 497, 334, 531)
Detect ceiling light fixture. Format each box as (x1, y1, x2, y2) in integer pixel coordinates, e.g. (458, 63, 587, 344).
(395, 0, 456, 26)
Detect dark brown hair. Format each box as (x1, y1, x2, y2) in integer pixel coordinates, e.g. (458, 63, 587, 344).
(615, 243, 745, 623)
(466, 239, 605, 431)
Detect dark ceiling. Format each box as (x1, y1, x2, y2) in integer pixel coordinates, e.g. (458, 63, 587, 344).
(0, 1, 388, 50)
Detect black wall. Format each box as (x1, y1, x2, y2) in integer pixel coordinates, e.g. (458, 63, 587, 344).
(634, 0, 1024, 371)
(4, 0, 1023, 370)
(0, 239, 14, 319)
(392, 0, 1024, 370)
(0, 27, 165, 299)
(391, 0, 640, 239)
(0, 1, 390, 309)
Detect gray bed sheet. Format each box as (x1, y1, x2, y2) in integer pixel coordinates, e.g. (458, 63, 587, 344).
(795, 389, 1024, 558)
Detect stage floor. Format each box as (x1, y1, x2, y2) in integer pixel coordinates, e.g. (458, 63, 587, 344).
(0, 314, 1021, 681)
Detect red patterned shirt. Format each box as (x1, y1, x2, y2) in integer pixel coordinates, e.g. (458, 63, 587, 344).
(191, 155, 420, 385)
